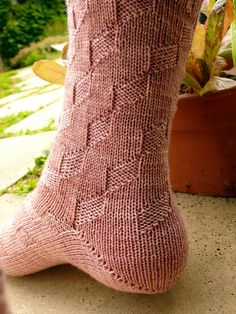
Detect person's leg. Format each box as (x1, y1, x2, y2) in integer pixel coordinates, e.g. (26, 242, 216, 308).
(0, 0, 202, 293)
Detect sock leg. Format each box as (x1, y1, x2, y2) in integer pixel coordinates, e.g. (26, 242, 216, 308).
(0, 0, 202, 293)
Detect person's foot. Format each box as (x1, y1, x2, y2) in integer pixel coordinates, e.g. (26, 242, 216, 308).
(0, 0, 202, 293)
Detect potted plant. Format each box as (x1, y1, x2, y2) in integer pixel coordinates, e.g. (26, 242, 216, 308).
(32, 0, 236, 196)
(169, 0, 236, 196)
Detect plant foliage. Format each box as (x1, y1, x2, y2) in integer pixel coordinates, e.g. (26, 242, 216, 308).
(182, 0, 236, 95)
(0, 0, 66, 62)
(33, 0, 236, 96)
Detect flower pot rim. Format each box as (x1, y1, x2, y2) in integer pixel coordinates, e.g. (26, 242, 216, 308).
(179, 85, 236, 101)
(174, 85, 236, 131)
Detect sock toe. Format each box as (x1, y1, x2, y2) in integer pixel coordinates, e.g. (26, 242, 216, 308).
(0, 204, 62, 276)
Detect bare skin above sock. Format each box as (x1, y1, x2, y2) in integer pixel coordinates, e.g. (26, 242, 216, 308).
(0, 0, 202, 293)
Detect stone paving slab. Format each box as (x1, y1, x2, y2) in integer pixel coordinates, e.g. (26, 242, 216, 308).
(15, 67, 49, 90)
(0, 193, 26, 219)
(0, 131, 56, 190)
(17, 76, 51, 91)
(0, 85, 61, 108)
(0, 193, 235, 314)
(15, 66, 36, 80)
(0, 90, 33, 108)
(0, 88, 64, 118)
(5, 99, 63, 133)
(15, 61, 64, 92)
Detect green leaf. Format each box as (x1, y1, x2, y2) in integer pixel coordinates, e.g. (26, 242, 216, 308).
(231, 0, 236, 66)
(214, 56, 227, 75)
(204, 0, 227, 75)
(218, 46, 232, 59)
(182, 72, 202, 93)
(208, 0, 217, 13)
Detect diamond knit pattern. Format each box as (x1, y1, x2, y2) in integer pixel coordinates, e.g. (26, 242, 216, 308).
(0, 0, 202, 293)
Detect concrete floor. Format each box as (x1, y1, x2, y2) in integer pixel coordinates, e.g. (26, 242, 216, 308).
(1, 193, 236, 314)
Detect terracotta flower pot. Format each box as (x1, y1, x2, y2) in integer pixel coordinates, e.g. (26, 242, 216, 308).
(169, 86, 236, 197)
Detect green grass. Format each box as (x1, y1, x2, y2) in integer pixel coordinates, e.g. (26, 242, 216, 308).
(2, 118, 56, 138)
(0, 151, 49, 196)
(0, 116, 55, 195)
(0, 70, 22, 99)
(0, 84, 62, 108)
(0, 111, 34, 138)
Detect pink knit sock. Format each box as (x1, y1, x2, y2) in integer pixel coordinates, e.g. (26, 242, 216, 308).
(0, 0, 202, 293)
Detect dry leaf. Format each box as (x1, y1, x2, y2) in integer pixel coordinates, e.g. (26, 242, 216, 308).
(191, 24, 206, 58)
(223, 0, 234, 38)
(186, 51, 210, 87)
(32, 60, 66, 85)
(200, 75, 236, 95)
(62, 43, 69, 62)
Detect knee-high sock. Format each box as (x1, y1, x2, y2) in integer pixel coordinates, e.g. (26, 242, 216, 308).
(0, 0, 202, 293)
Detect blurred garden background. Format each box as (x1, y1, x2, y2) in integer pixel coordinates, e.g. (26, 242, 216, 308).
(0, 0, 67, 71)
(0, 0, 66, 197)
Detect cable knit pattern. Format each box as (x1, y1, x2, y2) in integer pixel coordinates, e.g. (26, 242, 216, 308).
(0, 0, 202, 293)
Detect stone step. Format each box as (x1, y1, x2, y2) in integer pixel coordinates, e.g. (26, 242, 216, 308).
(0, 193, 26, 218)
(0, 131, 56, 191)
(5, 99, 62, 134)
(0, 88, 64, 118)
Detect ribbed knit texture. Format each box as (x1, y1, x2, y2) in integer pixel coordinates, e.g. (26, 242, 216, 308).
(0, 0, 202, 293)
